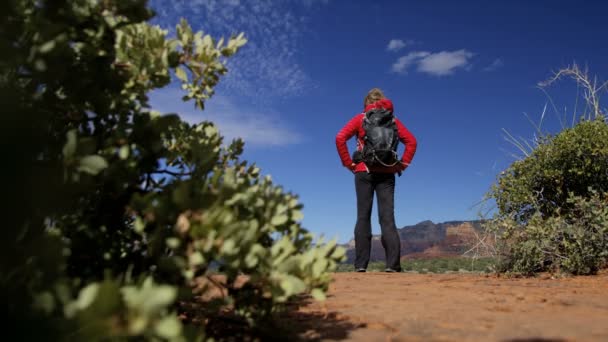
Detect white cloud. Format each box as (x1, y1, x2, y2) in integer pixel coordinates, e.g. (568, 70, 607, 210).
(391, 49, 474, 76)
(149, 0, 329, 99)
(483, 58, 504, 72)
(391, 51, 430, 74)
(387, 39, 407, 52)
(197, 97, 302, 147)
(417, 49, 474, 76)
(150, 89, 302, 147)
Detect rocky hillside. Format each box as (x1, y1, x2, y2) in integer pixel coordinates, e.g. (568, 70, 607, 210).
(342, 220, 489, 263)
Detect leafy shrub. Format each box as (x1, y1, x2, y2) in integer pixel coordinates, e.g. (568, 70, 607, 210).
(492, 119, 608, 223)
(486, 66, 608, 275)
(0, 1, 344, 340)
(489, 192, 608, 275)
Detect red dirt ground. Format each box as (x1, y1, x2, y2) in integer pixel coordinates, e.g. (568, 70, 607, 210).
(289, 271, 608, 341)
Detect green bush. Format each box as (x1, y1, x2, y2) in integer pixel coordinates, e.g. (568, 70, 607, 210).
(0, 1, 344, 340)
(492, 119, 608, 223)
(489, 192, 608, 275)
(487, 67, 608, 275)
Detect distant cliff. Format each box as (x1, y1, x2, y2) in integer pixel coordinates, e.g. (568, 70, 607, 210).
(341, 220, 489, 263)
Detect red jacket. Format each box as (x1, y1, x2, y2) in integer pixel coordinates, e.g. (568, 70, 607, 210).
(335, 99, 417, 174)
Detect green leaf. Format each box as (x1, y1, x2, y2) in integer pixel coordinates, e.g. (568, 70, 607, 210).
(155, 316, 182, 339)
(118, 145, 130, 160)
(312, 259, 328, 278)
(134, 216, 145, 234)
(122, 278, 177, 315)
(62, 129, 77, 158)
(175, 66, 188, 82)
(292, 209, 304, 221)
(189, 251, 204, 266)
(129, 316, 148, 335)
(245, 252, 258, 268)
(222, 239, 237, 255)
(76, 283, 99, 310)
(33, 292, 55, 314)
(279, 275, 306, 297)
(331, 246, 346, 260)
(78, 155, 108, 175)
(310, 288, 326, 301)
(39, 40, 56, 53)
(142, 287, 176, 314)
(65, 283, 100, 317)
(271, 214, 288, 226)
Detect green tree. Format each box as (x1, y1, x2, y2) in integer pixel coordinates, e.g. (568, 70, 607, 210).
(0, 0, 344, 340)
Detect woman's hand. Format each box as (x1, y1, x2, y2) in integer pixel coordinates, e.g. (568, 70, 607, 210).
(347, 163, 357, 173)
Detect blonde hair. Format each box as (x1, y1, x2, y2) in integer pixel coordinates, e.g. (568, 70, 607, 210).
(364, 88, 385, 107)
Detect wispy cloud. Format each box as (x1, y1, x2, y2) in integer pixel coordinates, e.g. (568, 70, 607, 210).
(197, 97, 302, 147)
(149, 0, 328, 100)
(150, 89, 302, 147)
(392, 51, 431, 74)
(392, 49, 474, 76)
(386, 39, 408, 52)
(483, 58, 504, 72)
(417, 49, 474, 76)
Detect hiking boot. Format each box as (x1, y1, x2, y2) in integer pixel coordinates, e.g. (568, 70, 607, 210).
(356, 268, 366, 273)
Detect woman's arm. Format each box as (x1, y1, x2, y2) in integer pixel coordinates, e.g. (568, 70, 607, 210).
(395, 118, 417, 170)
(335, 115, 362, 168)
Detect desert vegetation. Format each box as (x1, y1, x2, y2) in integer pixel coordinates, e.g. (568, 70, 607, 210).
(485, 65, 608, 275)
(2, 0, 607, 341)
(0, 1, 344, 340)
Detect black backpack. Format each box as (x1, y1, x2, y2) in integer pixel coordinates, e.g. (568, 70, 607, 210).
(359, 108, 400, 167)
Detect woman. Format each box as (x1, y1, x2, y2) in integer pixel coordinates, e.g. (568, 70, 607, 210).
(335, 88, 417, 272)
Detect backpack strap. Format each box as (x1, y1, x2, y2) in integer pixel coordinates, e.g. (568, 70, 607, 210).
(371, 150, 400, 167)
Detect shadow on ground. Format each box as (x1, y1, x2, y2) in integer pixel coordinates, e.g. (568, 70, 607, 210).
(181, 295, 363, 341)
(277, 297, 365, 341)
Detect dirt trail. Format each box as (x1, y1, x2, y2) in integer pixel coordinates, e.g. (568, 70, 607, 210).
(291, 272, 608, 341)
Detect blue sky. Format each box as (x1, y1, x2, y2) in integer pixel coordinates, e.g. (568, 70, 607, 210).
(148, 0, 608, 243)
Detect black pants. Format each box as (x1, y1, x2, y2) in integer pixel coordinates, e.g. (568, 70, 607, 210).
(354, 172, 401, 271)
